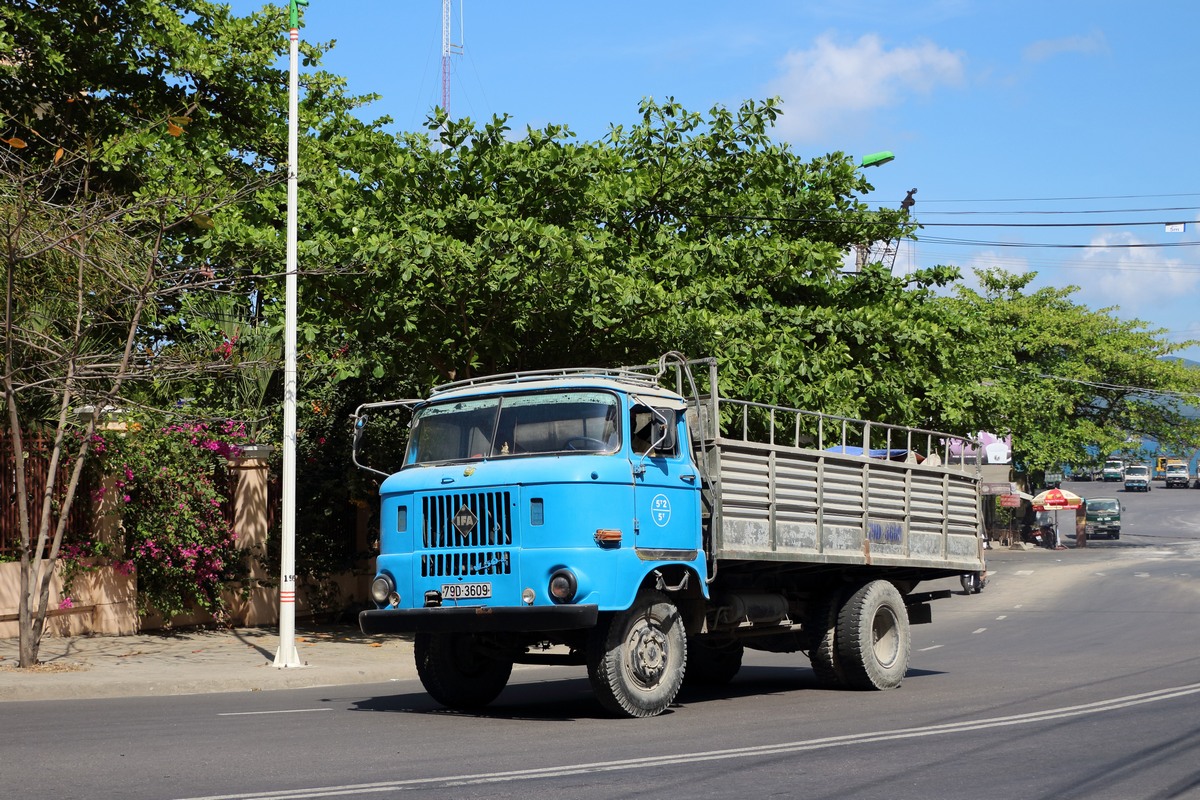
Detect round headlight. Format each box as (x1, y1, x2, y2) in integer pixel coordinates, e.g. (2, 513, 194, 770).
(370, 574, 395, 605)
(548, 569, 577, 604)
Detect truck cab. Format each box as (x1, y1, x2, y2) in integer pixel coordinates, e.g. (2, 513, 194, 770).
(1165, 463, 1190, 488)
(362, 374, 707, 631)
(1102, 459, 1125, 482)
(1123, 464, 1151, 492)
(1084, 498, 1122, 539)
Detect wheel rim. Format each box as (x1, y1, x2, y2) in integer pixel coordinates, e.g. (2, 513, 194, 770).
(626, 620, 669, 689)
(871, 607, 900, 668)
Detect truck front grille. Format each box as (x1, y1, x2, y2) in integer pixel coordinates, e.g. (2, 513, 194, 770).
(421, 550, 512, 578)
(419, 491, 514, 578)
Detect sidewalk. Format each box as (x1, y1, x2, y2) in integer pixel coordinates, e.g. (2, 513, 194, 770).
(0, 624, 417, 702)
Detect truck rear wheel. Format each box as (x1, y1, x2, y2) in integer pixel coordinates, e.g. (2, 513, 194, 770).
(587, 590, 687, 717)
(414, 632, 514, 710)
(804, 590, 848, 688)
(835, 580, 910, 691)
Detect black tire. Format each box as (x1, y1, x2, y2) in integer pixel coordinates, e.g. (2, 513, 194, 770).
(804, 589, 848, 688)
(960, 573, 983, 594)
(684, 637, 743, 687)
(587, 590, 687, 717)
(835, 580, 911, 691)
(414, 632, 513, 710)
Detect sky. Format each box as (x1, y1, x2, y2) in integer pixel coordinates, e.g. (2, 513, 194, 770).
(234, 0, 1200, 361)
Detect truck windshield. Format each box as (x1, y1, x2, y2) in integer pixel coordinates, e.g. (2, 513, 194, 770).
(405, 390, 620, 465)
(1088, 500, 1118, 513)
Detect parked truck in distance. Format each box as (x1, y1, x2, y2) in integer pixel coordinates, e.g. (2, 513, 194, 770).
(1102, 459, 1125, 482)
(354, 354, 986, 718)
(1124, 464, 1152, 492)
(1164, 463, 1190, 488)
(1154, 456, 1185, 480)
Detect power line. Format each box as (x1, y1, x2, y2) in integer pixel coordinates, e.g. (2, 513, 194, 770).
(918, 206, 1200, 216)
(914, 236, 1200, 250)
(876, 192, 1200, 204)
(916, 220, 1194, 228)
(1017, 370, 1200, 401)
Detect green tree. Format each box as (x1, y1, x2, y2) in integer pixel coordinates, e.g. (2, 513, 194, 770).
(0, 0, 365, 664)
(945, 269, 1200, 471)
(302, 99, 962, 424)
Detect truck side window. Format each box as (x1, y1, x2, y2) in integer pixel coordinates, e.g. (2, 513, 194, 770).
(630, 405, 677, 457)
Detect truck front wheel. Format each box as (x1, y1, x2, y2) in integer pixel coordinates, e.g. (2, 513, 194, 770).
(414, 632, 514, 710)
(835, 580, 911, 691)
(587, 590, 687, 717)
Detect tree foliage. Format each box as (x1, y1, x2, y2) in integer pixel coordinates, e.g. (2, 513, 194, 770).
(945, 269, 1200, 470)
(301, 100, 966, 424)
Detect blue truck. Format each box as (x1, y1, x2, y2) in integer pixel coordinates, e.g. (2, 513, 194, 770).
(355, 354, 986, 717)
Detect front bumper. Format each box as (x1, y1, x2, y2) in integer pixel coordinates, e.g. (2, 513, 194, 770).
(360, 604, 600, 634)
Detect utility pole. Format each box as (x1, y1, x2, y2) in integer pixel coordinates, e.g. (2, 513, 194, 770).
(274, 0, 307, 669)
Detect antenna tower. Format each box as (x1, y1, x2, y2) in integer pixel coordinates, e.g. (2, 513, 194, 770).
(441, 0, 463, 115)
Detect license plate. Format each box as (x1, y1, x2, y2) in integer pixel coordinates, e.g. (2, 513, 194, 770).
(441, 582, 492, 600)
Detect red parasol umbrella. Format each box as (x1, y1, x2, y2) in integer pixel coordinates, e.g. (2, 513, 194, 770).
(1030, 487, 1083, 549)
(1031, 487, 1083, 511)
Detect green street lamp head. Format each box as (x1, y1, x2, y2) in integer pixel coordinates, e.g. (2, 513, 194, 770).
(289, 0, 308, 29)
(860, 151, 895, 168)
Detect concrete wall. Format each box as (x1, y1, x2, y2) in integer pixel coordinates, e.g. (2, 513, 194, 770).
(0, 559, 138, 638)
(1, 454, 370, 637)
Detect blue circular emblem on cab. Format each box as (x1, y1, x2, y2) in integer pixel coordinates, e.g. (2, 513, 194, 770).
(651, 493, 672, 527)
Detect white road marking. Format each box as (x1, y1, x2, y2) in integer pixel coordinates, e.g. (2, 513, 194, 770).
(178, 682, 1200, 800)
(971, 628, 987, 634)
(217, 708, 332, 717)
(1135, 572, 1150, 577)
(919, 645, 944, 651)
(996, 615, 1007, 620)
(1015, 570, 1034, 576)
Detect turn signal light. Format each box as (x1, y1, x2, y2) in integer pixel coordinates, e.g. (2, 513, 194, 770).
(594, 528, 622, 545)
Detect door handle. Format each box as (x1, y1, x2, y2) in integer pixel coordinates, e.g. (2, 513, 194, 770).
(680, 473, 696, 483)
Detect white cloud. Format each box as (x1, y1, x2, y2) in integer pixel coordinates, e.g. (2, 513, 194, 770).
(763, 33, 965, 142)
(1022, 30, 1109, 64)
(1063, 230, 1200, 314)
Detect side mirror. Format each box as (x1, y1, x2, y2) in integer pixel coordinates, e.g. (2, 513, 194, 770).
(650, 415, 677, 454)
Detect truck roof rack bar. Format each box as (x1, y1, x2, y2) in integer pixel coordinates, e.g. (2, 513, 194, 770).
(430, 366, 663, 395)
(430, 354, 720, 395)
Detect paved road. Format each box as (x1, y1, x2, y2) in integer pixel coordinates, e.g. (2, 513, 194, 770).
(2, 477, 1196, 799)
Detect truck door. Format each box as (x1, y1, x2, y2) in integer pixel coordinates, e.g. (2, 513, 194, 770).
(629, 403, 701, 557)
